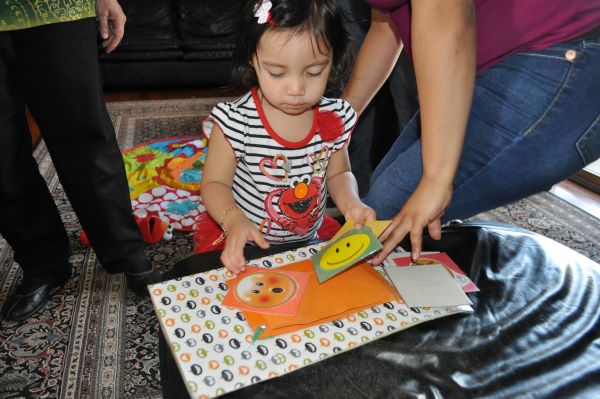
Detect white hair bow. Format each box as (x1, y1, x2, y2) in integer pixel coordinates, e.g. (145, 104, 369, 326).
(254, 0, 273, 25)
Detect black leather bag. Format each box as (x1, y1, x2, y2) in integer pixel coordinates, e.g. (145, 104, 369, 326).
(160, 221, 600, 398)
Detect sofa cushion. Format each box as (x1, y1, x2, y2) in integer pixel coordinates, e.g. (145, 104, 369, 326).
(116, 0, 181, 52)
(100, 60, 234, 88)
(183, 49, 233, 60)
(177, 0, 237, 52)
(180, 35, 235, 59)
(99, 50, 184, 62)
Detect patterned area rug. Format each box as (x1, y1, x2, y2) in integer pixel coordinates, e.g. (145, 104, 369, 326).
(1, 98, 599, 399)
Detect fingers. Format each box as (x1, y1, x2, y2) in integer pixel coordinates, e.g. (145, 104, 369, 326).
(221, 253, 245, 275)
(377, 217, 398, 242)
(428, 218, 442, 240)
(98, 11, 110, 40)
(409, 228, 422, 261)
(365, 208, 377, 222)
(101, 9, 126, 53)
(356, 206, 377, 229)
(348, 204, 377, 230)
(110, 12, 126, 50)
(222, 228, 269, 274)
(372, 219, 409, 265)
(221, 239, 247, 275)
(251, 230, 270, 250)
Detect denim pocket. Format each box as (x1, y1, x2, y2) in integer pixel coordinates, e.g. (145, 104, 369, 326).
(476, 46, 576, 139)
(576, 118, 600, 165)
(516, 45, 579, 62)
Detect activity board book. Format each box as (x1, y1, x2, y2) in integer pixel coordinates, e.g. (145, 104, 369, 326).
(150, 243, 474, 398)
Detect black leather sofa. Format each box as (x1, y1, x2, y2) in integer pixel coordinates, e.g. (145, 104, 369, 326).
(99, 0, 239, 88)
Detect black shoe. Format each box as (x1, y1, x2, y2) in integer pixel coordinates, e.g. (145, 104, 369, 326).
(1, 272, 71, 321)
(125, 266, 161, 296)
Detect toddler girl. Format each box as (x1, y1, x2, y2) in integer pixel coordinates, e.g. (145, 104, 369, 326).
(201, 0, 375, 273)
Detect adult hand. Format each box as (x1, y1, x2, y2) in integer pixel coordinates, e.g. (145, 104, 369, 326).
(342, 200, 377, 229)
(96, 0, 126, 53)
(220, 212, 270, 274)
(371, 177, 452, 265)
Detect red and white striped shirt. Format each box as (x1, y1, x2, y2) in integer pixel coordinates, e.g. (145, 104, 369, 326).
(203, 88, 357, 244)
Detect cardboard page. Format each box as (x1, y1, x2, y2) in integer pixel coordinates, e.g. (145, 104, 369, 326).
(384, 264, 473, 308)
(311, 226, 382, 283)
(222, 267, 310, 316)
(331, 219, 391, 240)
(390, 251, 479, 292)
(243, 259, 397, 338)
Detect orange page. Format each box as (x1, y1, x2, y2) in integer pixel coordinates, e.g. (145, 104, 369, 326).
(242, 259, 398, 338)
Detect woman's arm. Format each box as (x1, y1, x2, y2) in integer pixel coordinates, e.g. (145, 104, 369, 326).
(341, 9, 403, 115)
(412, 0, 476, 188)
(373, 0, 477, 264)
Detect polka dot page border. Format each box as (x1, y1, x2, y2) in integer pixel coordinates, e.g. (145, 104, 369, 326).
(150, 244, 473, 398)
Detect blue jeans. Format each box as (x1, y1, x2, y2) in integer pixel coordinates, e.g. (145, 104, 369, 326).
(364, 34, 600, 221)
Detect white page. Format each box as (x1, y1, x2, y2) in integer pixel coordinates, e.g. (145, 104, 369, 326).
(384, 264, 472, 307)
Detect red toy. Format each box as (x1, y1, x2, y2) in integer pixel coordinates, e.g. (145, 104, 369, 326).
(80, 215, 173, 246)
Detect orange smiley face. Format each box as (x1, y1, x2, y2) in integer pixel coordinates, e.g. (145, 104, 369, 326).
(235, 271, 298, 308)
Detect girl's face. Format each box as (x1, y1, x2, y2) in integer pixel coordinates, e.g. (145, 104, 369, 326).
(252, 29, 333, 115)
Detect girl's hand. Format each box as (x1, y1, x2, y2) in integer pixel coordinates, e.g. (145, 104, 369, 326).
(371, 177, 452, 265)
(220, 213, 270, 274)
(343, 200, 377, 229)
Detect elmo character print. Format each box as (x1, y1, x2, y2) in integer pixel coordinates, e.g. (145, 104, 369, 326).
(263, 171, 323, 238)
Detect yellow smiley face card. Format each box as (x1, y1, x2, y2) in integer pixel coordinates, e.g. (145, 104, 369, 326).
(311, 226, 383, 283)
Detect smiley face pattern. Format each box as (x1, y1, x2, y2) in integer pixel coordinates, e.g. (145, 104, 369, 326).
(150, 244, 473, 398)
(235, 271, 298, 308)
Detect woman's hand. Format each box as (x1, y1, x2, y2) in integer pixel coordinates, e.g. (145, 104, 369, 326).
(220, 212, 270, 274)
(371, 177, 452, 265)
(342, 200, 377, 229)
(96, 0, 126, 53)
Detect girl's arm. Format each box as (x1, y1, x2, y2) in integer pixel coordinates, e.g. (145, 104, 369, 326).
(201, 125, 239, 225)
(341, 9, 403, 115)
(201, 125, 269, 273)
(373, 0, 477, 264)
(326, 148, 376, 227)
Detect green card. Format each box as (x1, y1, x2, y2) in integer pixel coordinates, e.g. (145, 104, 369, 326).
(311, 226, 383, 283)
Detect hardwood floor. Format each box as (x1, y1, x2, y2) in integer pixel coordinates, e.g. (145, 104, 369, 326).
(26, 88, 600, 220)
(104, 87, 243, 102)
(551, 179, 600, 219)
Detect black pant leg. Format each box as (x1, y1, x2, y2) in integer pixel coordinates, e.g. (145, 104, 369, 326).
(164, 240, 324, 280)
(11, 19, 148, 273)
(0, 32, 70, 284)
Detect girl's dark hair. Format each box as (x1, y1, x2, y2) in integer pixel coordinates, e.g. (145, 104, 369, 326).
(231, 0, 354, 97)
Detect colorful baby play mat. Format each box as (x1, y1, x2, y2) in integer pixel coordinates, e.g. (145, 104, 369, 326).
(124, 136, 207, 231)
(150, 244, 473, 398)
